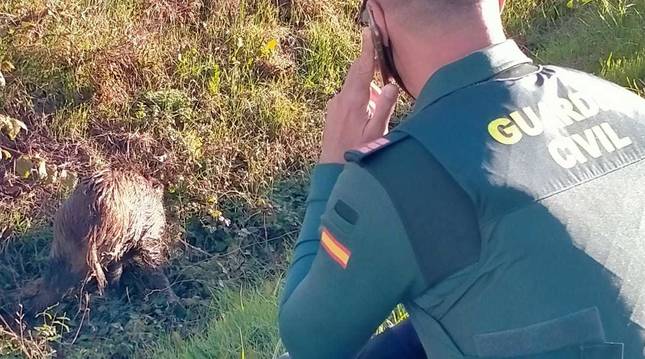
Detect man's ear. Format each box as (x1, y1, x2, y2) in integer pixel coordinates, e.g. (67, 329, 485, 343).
(369, 1, 390, 46)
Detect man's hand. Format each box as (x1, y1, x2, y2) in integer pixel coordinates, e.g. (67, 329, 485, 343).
(319, 29, 400, 164)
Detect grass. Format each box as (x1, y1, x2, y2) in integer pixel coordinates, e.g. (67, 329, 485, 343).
(147, 282, 284, 359)
(505, 0, 644, 95)
(0, 0, 643, 358)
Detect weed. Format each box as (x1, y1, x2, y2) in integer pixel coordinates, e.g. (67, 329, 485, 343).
(301, 17, 356, 95)
(148, 282, 284, 359)
(0, 305, 56, 359)
(34, 308, 70, 344)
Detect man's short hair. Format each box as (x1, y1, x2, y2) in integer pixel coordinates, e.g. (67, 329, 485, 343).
(382, 0, 481, 24)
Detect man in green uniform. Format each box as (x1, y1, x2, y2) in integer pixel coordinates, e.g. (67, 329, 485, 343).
(279, 0, 645, 358)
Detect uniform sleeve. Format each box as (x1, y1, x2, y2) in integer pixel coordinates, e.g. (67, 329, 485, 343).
(278, 162, 426, 359)
(281, 163, 344, 305)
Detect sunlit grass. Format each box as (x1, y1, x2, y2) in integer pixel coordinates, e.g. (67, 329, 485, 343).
(601, 50, 645, 95)
(147, 282, 284, 359)
(521, 0, 644, 82)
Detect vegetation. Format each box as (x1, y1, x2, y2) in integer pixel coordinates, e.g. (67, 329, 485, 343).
(149, 282, 284, 359)
(0, 0, 643, 358)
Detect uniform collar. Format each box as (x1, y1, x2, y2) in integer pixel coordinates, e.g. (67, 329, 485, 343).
(412, 40, 532, 113)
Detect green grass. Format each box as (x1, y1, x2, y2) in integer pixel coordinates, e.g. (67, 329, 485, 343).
(1, 0, 644, 358)
(601, 49, 645, 94)
(147, 282, 284, 359)
(506, 0, 644, 94)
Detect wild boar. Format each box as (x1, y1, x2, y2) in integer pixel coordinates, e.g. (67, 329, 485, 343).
(26, 169, 176, 314)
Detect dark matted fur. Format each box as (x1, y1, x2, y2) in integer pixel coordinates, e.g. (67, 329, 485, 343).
(28, 169, 169, 313)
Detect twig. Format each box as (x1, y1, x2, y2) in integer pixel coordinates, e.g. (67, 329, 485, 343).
(0, 143, 21, 155)
(0, 312, 11, 329)
(0, 12, 18, 23)
(180, 238, 215, 258)
(177, 229, 297, 267)
(224, 230, 298, 257)
(69, 290, 91, 346)
(70, 306, 88, 345)
(18, 307, 25, 357)
(263, 214, 269, 244)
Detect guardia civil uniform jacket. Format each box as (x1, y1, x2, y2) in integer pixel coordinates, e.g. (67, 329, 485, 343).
(279, 40, 645, 359)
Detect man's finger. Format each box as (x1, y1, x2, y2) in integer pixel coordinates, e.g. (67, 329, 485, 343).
(364, 84, 399, 137)
(342, 29, 375, 96)
(369, 82, 382, 105)
(367, 81, 381, 115)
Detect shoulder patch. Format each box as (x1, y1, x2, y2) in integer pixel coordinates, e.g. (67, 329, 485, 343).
(321, 227, 351, 269)
(344, 131, 409, 163)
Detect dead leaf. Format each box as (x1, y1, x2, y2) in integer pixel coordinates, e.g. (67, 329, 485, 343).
(42, 164, 58, 184)
(1, 60, 15, 72)
(0, 115, 28, 140)
(15, 156, 34, 178)
(261, 38, 279, 56)
(36, 159, 48, 180)
(0, 148, 11, 160)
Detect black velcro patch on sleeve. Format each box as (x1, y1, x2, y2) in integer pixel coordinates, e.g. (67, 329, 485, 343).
(333, 200, 359, 225)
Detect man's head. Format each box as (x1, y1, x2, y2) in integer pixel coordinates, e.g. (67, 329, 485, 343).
(361, 0, 507, 97)
(374, 0, 506, 23)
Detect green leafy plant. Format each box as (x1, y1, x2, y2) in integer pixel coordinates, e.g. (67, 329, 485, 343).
(35, 308, 70, 343)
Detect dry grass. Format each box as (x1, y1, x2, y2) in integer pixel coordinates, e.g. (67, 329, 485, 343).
(0, 308, 55, 359)
(0, 0, 357, 214)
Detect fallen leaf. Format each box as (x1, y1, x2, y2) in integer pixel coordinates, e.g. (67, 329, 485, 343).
(42, 164, 58, 184)
(15, 156, 34, 179)
(261, 38, 278, 56)
(0, 148, 11, 160)
(0, 71, 5, 88)
(37, 159, 48, 180)
(0, 115, 28, 140)
(1, 60, 15, 72)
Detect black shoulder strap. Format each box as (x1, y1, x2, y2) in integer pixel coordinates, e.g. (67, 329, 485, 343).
(360, 135, 481, 289)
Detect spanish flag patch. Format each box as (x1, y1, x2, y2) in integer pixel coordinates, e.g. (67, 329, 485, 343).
(321, 228, 351, 269)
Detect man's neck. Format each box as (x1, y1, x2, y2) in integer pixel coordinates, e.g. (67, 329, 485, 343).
(396, 12, 507, 97)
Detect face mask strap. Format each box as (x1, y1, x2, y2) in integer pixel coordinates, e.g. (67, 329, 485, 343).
(383, 42, 414, 98)
(360, 1, 414, 98)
